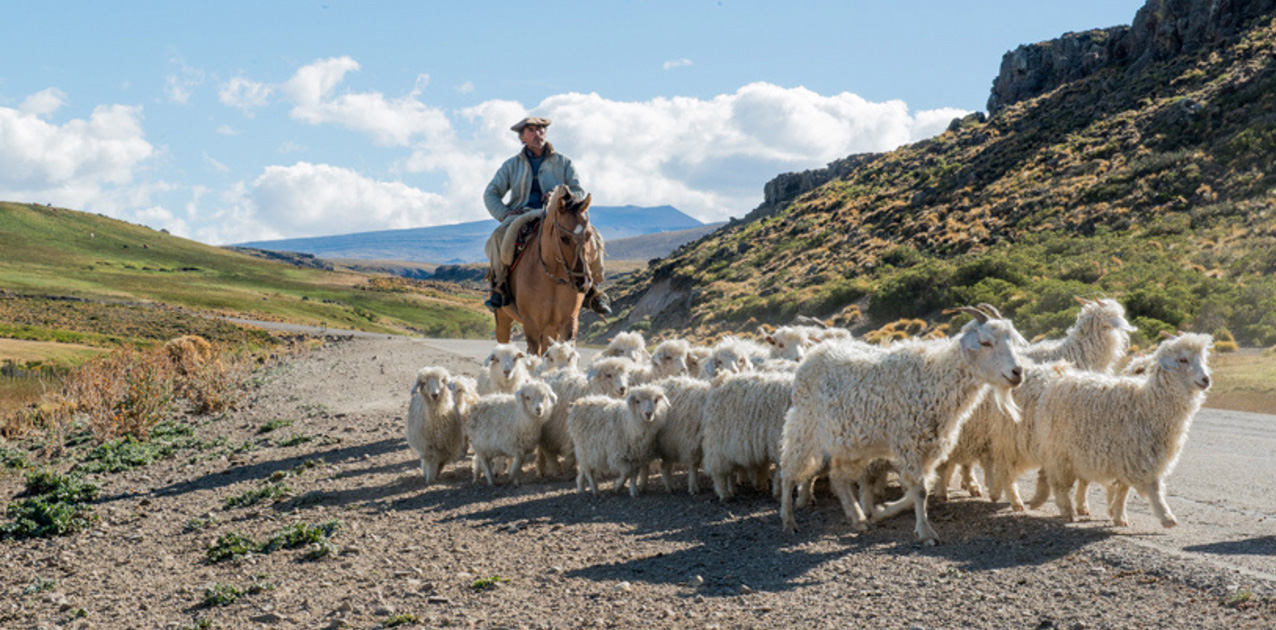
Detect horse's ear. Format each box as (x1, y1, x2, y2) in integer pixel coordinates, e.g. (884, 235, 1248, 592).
(576, 193, 592, 212)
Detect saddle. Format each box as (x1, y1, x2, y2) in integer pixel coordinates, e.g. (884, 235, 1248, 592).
(499, 209, 545, 269)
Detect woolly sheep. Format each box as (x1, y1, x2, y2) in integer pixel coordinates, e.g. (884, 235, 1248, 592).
(477, 343, 532, 395)
(937, 298, 1136, 503)
(702, 370, 795, 501)
(685, 345, 714, 379)
(535, 357, 635, 477)
(406, 367, 466, 484)
(649, 375, 713, 494)
(697, 338, 757, 379)
(464, 381, 558, 486)
(1035, 333, 1212, 527)
(568, 385, 670, 497)
(778, 308, 1026, 543)
(600, 331, 651, 363)
(540, 339, 580, 373)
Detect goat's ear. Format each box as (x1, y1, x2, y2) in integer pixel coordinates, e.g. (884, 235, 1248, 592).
(483, 353, 495, 366)
(1158, 355, 1178, 372)
(764, 335, 777, 346)
(960, 329, 983, 352)
(410, 381, 420, 394)
(515, 352, 526, 362)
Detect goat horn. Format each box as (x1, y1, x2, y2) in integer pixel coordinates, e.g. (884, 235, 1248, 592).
(1072, 295, 1093, 306)
(953, 306, 989, 324)
(976, 303, 1004, 319)
(1159, 330, 1175, 340)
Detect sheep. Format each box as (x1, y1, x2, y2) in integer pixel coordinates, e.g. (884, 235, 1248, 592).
(702, 369, 796, 502)
(625, 338, 692, 384)
(761, 326, 811, 361)
(568, 385, 670, 497)
(936, 298, 1137, 504)
(1035, 333, 1212, 527)
(778, 307, 1026, 543)
(685, 345, 714, 379)
(540, 339, 580, 373)
(600, 331, 651, 363)
(477, 343, 532, 395)
(406, 367, 466, 484)
(698, 338, 757, 379)
(648, 375, 713, 494)
(535, 357, 635, 477)
(464, 380, 558, 486)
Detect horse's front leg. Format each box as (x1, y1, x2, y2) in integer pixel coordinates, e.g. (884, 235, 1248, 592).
(495, 309, 513, 345)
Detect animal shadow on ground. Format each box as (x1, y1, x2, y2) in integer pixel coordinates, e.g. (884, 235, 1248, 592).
(144, 437, 405, 501)
(379, 468, 1111, 596)
(1184, 535, 1276, 557)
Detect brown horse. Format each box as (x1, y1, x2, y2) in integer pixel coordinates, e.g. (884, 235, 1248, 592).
(496, 185, 596, 355)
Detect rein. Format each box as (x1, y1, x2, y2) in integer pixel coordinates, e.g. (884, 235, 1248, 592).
(538, 214, 593, 293)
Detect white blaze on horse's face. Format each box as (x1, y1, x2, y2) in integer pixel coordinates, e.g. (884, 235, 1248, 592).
(573, 224, 584, 235)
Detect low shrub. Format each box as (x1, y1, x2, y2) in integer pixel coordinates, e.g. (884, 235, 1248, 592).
(1, 469, 99, 540)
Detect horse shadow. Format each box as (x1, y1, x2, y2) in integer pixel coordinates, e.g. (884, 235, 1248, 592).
(1184, 535, 1276, 557)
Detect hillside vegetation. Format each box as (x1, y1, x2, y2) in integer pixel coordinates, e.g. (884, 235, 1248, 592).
(601, 11, 1276, 349)
(0, 202, 491, 340)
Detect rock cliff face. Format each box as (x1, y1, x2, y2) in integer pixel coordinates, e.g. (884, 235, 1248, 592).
(742, 153, 882, 223)
(988, 0, 1276, 115)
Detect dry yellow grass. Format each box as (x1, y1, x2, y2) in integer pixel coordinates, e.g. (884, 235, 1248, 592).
(1205, 350, 1276, 414)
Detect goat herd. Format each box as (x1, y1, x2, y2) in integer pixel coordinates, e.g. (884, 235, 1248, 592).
(406, 298, 1213, 545)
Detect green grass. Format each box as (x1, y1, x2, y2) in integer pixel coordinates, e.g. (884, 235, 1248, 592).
(470, 575, 508, 591)
(223, 482, 292, 510)
(0, 202, 492, 339)
(205, 520, 342, 563)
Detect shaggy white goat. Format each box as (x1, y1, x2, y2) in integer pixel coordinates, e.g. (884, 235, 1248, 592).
(1035, 333, 1212, 527)
(778, 308, 1026, 543)
(648, 375, 713, 494)
(535, 357, 635, 477)
(464, 381, 558, 486)
(937, 298, 1136, 504)
(702, 370, 795, 502)
(685, 345, 714, 379)
(600, 331, 651, 363)
(477, 343, 532, 395)
(540, 339, 580, 373)
(406, 367, 466, 484)
(568, 385, 670, 497)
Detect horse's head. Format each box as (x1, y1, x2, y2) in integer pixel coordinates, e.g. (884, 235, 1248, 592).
(542, 185, 594, 292)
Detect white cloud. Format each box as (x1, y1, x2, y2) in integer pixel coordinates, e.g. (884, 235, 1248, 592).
(200, 162, 450, 244)
(456, 81, 475, 95)
(398, 82, 969, 224)
(281, 56, 452, 147)
(662, 58, 693, 70)
(215, 124, 239, 136)
(277, 140, 306, 154)
(20, 88, 67, 117)
(203, 152, 229, 173)
(218, 76, 273, 115)
(164, 57, 206, 105)
(0, 97, 155, 209)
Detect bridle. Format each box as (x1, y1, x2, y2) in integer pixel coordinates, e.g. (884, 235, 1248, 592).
(539, 208, 593, 293)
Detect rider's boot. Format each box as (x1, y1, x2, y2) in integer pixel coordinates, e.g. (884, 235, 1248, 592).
(485, 283, 507, 311)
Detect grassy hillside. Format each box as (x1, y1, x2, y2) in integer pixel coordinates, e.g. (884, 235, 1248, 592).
(0, 202, 492, 339)
(602, 14, 1276, 349)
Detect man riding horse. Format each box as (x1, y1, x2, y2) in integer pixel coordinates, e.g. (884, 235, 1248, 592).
(482, 116, 611, 316)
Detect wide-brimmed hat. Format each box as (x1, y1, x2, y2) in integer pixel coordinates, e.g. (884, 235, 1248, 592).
(511, 116, 551, 133)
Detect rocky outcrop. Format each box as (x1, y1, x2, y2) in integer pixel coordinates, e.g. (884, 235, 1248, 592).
(988, 0, 1276, 115)
(742, 152, 882, 223)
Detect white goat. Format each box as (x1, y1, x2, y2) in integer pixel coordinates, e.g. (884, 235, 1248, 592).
(406, 367, 466, 484)
(600, 331, 651, 363)
(702, 370, 795, 502)
(477, 343, 532, 395)
(649, 375, 713, 495)
(464, 381, 558, 486)
(540, 339, 580, 373)
(535, 357, 635, 477)
(937, 298, 1136, 505)
(778, 308, 1026, 544)
(568, 385, 670, 497)
(1035, 333, 1212, 527)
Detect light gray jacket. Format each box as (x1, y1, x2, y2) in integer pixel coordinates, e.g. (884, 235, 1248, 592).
(483, 144, 584, 222)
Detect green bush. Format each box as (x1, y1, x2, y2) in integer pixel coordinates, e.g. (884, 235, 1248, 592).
(1, 470, 99, 539)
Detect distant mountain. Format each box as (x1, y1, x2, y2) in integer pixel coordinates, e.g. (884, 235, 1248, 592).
(234, 205, 703, 264)
(604, 222, 726, 262)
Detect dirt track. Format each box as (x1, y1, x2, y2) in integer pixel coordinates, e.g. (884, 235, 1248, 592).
(1, 336, 1273, 630)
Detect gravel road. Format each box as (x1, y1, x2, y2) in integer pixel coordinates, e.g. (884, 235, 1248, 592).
(2, 335, 1271, 629)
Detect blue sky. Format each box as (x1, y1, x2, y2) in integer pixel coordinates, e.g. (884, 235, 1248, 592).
(1, 1, 1145, 245)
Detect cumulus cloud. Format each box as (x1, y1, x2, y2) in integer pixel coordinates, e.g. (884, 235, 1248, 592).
(281, 57, 451, 147)
(399, 82, 969, 223)
(200, 162, 450, 244)
(662, 58, 692, 70)
(20, 88, 67, 117)
(0, 97, 155, 209)
(218, 76, 274, 115)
